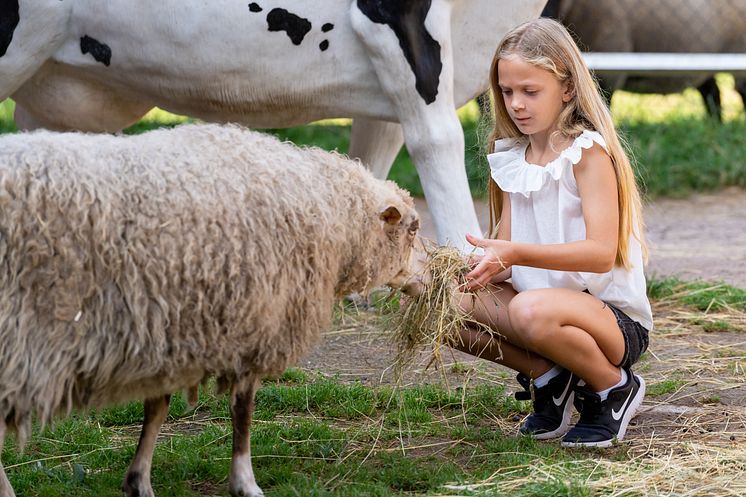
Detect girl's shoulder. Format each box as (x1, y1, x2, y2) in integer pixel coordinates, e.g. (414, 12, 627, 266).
(487, 130, 609, 197)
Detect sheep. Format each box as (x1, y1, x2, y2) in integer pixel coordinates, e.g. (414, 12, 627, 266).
(0, 123, 423, 497)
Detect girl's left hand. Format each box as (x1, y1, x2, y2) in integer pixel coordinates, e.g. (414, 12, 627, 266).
(464, 233, 514, 289)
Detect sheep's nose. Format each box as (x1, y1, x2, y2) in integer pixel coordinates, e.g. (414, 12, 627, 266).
(400, 275, 426, 297)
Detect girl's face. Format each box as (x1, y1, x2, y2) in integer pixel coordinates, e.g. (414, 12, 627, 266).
(497, 55, 573, 137)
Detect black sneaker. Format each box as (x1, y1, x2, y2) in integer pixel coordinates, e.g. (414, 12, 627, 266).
(561, 370, 646, 448)
(515, 368, 578, 440)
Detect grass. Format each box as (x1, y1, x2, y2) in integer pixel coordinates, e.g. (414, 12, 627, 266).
(0, 375, 570, 497)
(647, 276, 746, 313)
(646, 378, 686, 397)
(1, 74, 744, 199)
(1, 277, 744, 496)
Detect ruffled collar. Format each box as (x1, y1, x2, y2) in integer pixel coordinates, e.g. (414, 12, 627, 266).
(487, 130, 607, 197)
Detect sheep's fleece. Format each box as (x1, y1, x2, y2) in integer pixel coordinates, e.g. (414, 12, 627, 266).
(0, 123, 420, 447)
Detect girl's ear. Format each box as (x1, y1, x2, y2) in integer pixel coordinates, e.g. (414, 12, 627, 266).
(562, 80, 575, 103)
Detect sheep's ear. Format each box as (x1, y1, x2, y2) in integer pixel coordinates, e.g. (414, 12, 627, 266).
(379, 205, 402, 226)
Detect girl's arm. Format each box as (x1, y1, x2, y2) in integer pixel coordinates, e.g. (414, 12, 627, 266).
(466, 144, 619, 289)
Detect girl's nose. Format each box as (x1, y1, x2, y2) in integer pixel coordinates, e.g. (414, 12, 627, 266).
(511, 97, 525, 111)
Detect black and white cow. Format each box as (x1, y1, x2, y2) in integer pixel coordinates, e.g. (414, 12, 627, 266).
(0, 0, 547, 251)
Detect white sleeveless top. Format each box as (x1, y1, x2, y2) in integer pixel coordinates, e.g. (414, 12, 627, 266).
(487, 130, 653, 330)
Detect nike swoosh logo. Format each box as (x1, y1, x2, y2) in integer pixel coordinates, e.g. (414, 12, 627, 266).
(612, 388, 635, 421)
(552, 375, 573, 406)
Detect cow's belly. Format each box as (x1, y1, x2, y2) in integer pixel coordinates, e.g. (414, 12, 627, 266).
(47, 0, 397, 125)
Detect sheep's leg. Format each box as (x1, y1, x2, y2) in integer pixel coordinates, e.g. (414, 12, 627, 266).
(229, 377, 263, 497)
(0, 421, 15, 497)
(348, 118, 404, 180)
(122, 395, 171, 497)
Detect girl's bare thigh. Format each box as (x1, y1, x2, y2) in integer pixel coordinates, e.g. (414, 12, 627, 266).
(457, 284, 625, 367)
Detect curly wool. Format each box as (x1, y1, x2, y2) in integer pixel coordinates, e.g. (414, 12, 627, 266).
(0, 123, 415, 446)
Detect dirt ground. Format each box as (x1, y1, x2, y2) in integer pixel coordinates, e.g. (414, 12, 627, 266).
(301, 188, 746, 477)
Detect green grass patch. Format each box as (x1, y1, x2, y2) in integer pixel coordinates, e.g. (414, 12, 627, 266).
(1, 376, 624, 497)
(647, 276, 746, 312)
(646, 378, 686, 397)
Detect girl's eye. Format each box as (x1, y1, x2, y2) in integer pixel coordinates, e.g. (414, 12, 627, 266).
(525, 90, 537, 95)
(501, 89, 512, 96)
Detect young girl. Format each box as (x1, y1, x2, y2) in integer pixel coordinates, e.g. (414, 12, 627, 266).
(454, 18, 652, 448)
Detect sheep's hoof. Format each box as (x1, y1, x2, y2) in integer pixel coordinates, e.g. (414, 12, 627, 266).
(229, 483, 265, 497)
(122, 471, 154, 497)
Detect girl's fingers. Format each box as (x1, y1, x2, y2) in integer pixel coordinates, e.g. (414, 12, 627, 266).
(466, 259, 490, 280)
(465, 233, 486, 248)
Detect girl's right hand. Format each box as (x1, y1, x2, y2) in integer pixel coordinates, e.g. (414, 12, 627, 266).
(464, 233, 513, 290)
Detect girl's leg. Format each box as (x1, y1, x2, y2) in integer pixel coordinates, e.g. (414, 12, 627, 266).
(506, 288, 623, 391)
(456, 285, 624, 391)
(454, 283, 580, 440)
(453, 282, 555, 378)
(454, 285, 644, 446)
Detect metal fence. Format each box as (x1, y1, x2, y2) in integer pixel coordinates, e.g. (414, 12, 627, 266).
(548, 0, 746, 76)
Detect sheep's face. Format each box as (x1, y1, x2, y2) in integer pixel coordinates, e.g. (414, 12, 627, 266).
(376, 202, 427, 297)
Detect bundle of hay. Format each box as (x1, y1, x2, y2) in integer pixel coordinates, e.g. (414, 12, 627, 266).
(388, 245, 498, 376)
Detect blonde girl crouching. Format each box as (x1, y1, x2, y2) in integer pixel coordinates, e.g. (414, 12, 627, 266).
(454, 18, 652, 448)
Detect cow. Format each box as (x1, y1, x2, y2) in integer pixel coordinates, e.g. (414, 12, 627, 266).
(543, 0, 746, 120)
(0, 0, 548, 251)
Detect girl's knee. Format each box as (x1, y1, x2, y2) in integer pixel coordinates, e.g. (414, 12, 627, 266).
(508, 292, 554, 345)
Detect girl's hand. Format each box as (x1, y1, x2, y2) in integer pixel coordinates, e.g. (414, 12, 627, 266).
(464, 233, 514, 290)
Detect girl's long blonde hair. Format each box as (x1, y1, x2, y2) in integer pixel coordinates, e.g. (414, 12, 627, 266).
(487, 18, 647, 269)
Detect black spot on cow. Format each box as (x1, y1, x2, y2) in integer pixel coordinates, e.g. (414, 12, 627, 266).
(80, 35, 112, 66)
(322, 23, 334, 33)
(248, 2, 262, 13)
(319, 40, 329, 51)
(266, 8, 311, 46)
(356, 0, 442, 105)
(0, 0, 20, 57)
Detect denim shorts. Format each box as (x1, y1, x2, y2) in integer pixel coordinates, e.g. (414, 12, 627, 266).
(606, 302, 650, 369)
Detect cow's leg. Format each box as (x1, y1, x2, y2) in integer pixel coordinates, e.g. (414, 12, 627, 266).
(0, 0, 71, 99)
(122, 395, 171, 497)
(11, 62, 152, 132)
(229, 376, 263, 497)
(0, 421, 15, 497)
(349, 118, 404, 179)
(351, 1, 482, 251)
(697, 77, 721, 122)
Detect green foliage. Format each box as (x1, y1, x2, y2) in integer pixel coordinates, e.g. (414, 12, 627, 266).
(647, 276, 746, 312)
(0, 99, 16, 133)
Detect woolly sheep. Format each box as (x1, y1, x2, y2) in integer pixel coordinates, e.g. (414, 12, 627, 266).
(0, 123, 423, 497)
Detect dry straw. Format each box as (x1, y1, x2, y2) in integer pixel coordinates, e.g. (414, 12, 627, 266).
(387, 245, 499, 382)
